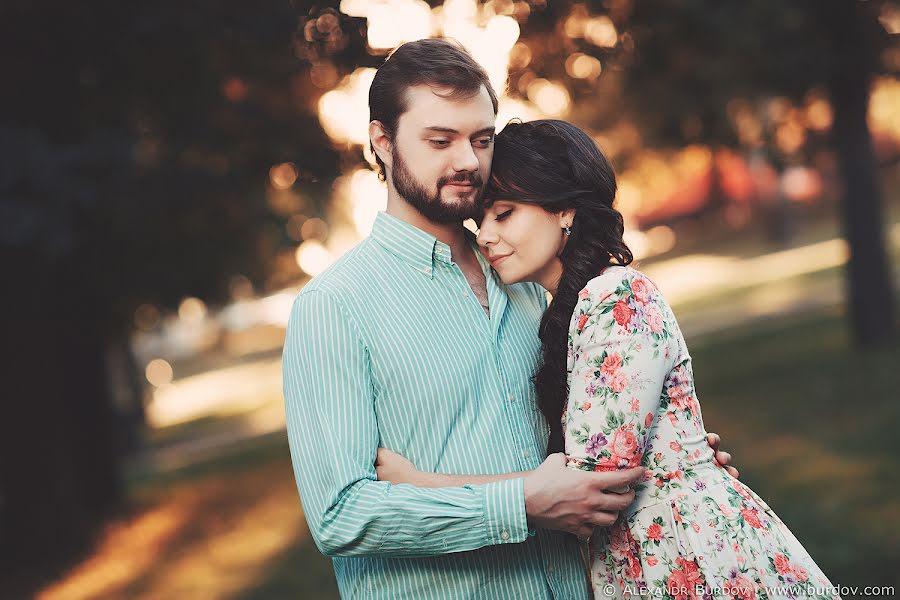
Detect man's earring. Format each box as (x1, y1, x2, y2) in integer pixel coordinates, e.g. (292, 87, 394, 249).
(563, 225, 572, 236)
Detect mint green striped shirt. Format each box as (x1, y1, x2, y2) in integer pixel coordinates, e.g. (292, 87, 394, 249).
(283, 211, 590, 599)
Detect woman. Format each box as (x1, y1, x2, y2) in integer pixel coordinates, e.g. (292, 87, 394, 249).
(377, 120, 837, 599)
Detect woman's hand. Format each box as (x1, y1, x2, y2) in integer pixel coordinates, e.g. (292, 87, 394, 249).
(375, 448, 422, 485)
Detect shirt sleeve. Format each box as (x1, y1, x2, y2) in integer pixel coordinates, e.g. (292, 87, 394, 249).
(563, 270, 674, 472)
(282, 288, 529, 558)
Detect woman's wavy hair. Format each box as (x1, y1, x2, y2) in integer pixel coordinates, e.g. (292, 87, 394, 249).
(485, 119, 633, 454)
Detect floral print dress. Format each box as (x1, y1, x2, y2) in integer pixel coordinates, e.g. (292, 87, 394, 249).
(565, 266, 838, 600)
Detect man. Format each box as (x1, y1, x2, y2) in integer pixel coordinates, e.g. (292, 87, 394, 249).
(283, 38, 735, 599)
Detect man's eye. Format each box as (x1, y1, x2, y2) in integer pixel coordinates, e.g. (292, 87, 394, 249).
(474, 137, 494, 147)
(495, 209, 513, 221)
(429, 140, 450, 147)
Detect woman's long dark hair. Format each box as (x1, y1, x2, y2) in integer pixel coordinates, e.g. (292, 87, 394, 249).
(486, 120, 633, 454)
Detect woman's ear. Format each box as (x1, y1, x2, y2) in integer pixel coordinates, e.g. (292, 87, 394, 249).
(369, 120, 393, 172)
(558, 208, 576, 230)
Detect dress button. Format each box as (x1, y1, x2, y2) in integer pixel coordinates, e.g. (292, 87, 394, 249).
(500, 530, 510, 541)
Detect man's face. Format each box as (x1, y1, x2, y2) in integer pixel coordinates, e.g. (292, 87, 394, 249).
(388, 84, 496, 223)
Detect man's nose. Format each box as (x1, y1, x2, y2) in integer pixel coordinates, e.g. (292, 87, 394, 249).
(452, 141, 479, 173)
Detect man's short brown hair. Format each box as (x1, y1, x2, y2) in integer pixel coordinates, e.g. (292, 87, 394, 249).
(369, 38, 499, 180)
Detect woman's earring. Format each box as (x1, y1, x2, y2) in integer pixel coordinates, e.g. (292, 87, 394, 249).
(564, 225, 572, 236)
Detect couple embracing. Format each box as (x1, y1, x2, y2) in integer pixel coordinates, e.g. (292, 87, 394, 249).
(283, 38, 835, 600)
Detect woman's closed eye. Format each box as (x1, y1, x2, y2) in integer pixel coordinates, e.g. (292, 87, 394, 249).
(495, 209, 513, 221)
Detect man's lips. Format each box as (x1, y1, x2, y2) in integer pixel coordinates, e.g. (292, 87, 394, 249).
(489, 253, 511, 266)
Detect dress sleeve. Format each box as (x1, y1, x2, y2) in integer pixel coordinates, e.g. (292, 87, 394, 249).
(564, 270, 675, 472)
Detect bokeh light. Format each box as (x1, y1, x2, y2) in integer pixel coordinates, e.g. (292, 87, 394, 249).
(178, 297, 208, 323)
(295, 240, 335, 276)
(145, 358, 174, 387)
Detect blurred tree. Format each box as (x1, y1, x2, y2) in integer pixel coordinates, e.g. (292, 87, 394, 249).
(617, 0, 898, 345)
(0, 0, 341, 590)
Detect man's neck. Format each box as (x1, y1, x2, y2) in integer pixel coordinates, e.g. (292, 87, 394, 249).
(385, 195, 472, 261)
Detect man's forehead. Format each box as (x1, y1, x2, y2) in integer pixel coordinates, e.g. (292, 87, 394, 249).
(400, 84, 496, 132)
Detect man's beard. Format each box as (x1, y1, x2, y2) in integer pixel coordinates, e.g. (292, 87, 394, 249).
(391, 146, 485, 223)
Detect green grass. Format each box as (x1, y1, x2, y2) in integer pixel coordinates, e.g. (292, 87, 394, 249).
(48, 309, 899, 599)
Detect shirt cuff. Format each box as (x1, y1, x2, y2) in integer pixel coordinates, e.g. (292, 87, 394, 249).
(482, 477, 528, 546)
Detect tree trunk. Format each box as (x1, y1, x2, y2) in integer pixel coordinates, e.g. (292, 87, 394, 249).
(0, 258, 124, 594)
(827, 13, 897, 346)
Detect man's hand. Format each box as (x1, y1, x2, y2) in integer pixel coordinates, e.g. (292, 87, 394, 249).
(707, 432, 740, 479)
(375, 448, 422, 485)
(523, 453, 644, 539)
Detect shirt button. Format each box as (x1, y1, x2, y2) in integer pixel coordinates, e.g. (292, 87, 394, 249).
(500, 530, 510, 541)
(508, 394, 516, 402)
(462, 292, 469, 298)
(523, 450, 531, 458)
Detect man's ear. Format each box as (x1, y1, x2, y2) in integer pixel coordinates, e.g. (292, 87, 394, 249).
(369, 120, 393, 172)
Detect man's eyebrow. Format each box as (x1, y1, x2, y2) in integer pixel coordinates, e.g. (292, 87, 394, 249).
(423, 126, 496, 137)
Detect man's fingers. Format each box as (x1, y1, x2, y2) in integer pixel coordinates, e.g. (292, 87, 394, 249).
(590, 467, 645, 491)
(592, 489, 634, 511)
(546, 452, 566, 466)
(707, 432, 720, 450)
(726, 466, 740, 479)
(716, 450, 732, 466)
(592, 511, 619, 528)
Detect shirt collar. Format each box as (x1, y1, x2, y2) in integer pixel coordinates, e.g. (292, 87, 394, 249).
(371, 211, 465, 278)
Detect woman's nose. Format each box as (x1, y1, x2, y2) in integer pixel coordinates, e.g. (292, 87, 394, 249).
(476, 222, 497, 247)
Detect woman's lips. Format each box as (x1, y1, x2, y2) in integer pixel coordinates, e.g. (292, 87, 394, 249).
(489, 253, 511, 267)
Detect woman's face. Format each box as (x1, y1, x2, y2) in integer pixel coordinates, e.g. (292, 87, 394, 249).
(476, 199, 573, 289)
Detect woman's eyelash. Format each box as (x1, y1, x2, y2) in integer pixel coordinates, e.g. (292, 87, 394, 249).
(496, 209, 513, 221)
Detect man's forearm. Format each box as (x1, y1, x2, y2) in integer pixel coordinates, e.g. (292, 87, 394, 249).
(412, 470, 530, 488)
(306, 475, 530, 558)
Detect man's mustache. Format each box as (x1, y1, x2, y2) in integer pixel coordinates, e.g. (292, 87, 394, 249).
(438, 173, 484, 188)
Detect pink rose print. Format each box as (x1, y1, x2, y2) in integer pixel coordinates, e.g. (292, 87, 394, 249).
(733, 481, 753, 500)
(647, 522, 662, 541)
(610, 370, 628, 392)
(646, 304, 664, 334)
(577, 313, 588, 332)
(773, 553, 792, 575)
(644, 412, 653, 428)
(666, 569, 690, 600)
(723, 574, 757, 600)
(631, 277, 651, 304)
(741, 507, 763, 529)
(601, 352, 622, 374)
(610, 425, 640, 467)
(578, 288, 590, 299)
(613, 300, 634, 327)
